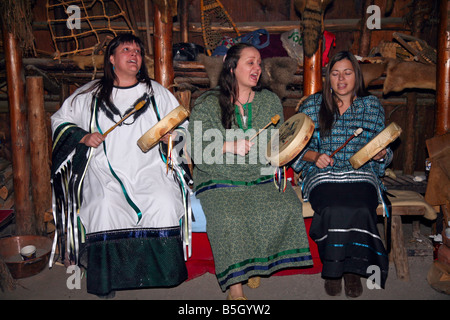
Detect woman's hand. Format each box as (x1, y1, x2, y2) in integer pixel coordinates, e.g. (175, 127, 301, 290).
(372, 148, 387, 161)
(314, 153, 334, 169)
(80, 132, 105, 148)
(303, 150, 334, 168)
(160, 131, 177, 144)
(223, 139, 254, 156)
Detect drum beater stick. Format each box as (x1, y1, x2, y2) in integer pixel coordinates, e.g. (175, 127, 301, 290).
(330, 127, 363, 157)
(249, 114, 281, 141)
(102, 99, 146, 137)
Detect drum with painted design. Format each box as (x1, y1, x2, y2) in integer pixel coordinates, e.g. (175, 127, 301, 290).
(266, 113, 315, 167)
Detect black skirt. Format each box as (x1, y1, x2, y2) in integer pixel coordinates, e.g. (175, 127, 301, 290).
(309, 182, 388, 288)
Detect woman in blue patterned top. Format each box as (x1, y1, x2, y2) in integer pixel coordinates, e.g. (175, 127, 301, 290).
(293, 51, 393, 298)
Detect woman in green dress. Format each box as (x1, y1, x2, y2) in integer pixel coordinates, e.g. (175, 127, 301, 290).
(188, 43, 313, 300)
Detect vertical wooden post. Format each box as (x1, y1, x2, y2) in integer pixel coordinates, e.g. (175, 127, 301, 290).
(303, 39, 323, 97)
(3, 30, 33, 235)
(403, 92, 417, 174)
(358, 0, 374, 57)
(153, 3, 174, 90)
(180, 0, 189, 43)
(402, 1, 425, 174)
(144, 0, 153, 56)
(27, 76, 51, 236)
(391, 215, 410, 281)
(436, 0, 450, 135)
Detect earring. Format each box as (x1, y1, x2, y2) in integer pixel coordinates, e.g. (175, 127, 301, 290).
(112, 65, 115, 71)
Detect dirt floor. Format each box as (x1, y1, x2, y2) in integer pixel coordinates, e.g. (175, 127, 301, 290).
(1, 218, 449, 303)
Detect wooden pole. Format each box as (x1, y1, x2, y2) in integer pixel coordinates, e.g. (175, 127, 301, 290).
(180, 0, 189, 43)
(26, 76, 51, 236)
(391, 215, 410, 281)
(436, 0, 450, 135)
(403, 92, 417, 174)
(303, 38, 323, 97)
(358, 0, 374, 57)
(153, 3, 174, 90)
(124, 0, 140, 36)
(3, 31, 33, 235)
(402, 1, 425, 174)
(144, 0, 153, 56)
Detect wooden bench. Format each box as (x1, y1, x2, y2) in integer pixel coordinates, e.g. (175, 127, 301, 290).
(381, 173, 428, 194)
(293, 186, 437, 281)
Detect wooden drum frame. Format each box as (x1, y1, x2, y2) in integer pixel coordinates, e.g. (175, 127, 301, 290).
(137, 105, 189, 152)
(349, 122, 402, 169)
(266, 113, 315, 167)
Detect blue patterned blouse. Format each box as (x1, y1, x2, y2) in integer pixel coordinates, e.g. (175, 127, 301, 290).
(292, 93, 393, 202)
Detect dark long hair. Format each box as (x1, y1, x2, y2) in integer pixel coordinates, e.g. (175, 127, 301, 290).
(218, 43, 262, 129)
(76, 33, 153, 114)
(319, 51, 368, 137)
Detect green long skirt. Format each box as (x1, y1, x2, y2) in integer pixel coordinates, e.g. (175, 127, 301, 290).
(197, 182, 313, 291)
(84, 227, 187, 296)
